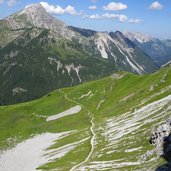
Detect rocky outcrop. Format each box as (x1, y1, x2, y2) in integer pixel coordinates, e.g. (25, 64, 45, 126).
(155, 134, 171, 171)
(150, 118, 171, 146)
(150, 118, 171, 171)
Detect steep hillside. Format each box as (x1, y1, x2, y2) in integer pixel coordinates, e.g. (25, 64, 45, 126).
(0, 65, 171, 170)
(0, 27, 115, 105)
(0, 4, 158, 105)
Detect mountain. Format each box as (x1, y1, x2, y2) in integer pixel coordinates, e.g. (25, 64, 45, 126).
(0, 64, 171, 171)
(0, 3, 76, 46)
(124, 31, 171, 66)
(0, 4, 158, 105)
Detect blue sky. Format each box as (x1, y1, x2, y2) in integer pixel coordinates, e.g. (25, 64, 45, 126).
(0, 0, 171, 39)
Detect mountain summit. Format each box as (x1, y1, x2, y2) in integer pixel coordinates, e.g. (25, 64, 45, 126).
(3, 4, 79, 39)
(5, 4, 65, 29)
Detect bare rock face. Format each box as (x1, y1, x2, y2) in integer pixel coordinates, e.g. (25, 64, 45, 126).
(150, 118, 171, 146)
(4, 4, 76, 39)
(155, 134, 171, 171)
(5, 4, 64, 29)
(150, 118, 171, 171)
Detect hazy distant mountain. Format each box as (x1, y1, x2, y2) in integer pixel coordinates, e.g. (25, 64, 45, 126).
(124, 31, 171, 66)
(0, 4, 157, 105)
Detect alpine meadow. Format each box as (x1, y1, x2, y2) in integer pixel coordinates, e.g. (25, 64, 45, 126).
(0, 1, 171, 171)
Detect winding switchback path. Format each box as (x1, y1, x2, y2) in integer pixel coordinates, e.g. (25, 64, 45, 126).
(59, 89, 96, 171)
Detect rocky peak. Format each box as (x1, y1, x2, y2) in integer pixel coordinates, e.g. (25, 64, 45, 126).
(5, 3, 65, 31)
(114, 30, 124, 37)
(4, 3, 79, 39)
(110, 31, 126, 42)
(109, 31, 135, 49)
(123, 31, 153, 43)
(20, 3, 45, 15)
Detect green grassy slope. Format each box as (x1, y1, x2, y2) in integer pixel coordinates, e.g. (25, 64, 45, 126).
(0, 65, 171, 170)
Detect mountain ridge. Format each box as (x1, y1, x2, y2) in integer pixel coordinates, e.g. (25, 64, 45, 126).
(0, 3, 158, 105)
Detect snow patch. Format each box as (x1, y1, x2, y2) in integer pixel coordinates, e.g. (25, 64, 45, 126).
(160, 73, 167, 83)
(149, 84, 155, 91)
(78, 91, 92, 100)
(0, 131, 73, 171)
(120, 93, 135, 102)
(125, 147, 142, 153)
(45, 137, 90, 160)
(75, 65, 83, 82)
(88, 93, 94, 99)
(65, 63, 84, 85)
(96, 100, 105, 110)
(48, 57, 63, 72)
(111, 73, 125, 80)
(46, 105, 81, 121)
(12, 87, 27, 95)
(80, 160, 141, 170)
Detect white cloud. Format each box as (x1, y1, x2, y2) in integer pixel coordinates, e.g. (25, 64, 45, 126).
(84, 13, 128, 22)
(102, 13, 115, 19)
(119, 15, 128, 22)
(89, 5, 97, 10)
(40, 2, 79, 16)
(40, 2, 64, 15)
(149, 1, 163, 10)
(37, 1, 140, 24)
(103, 2, 128, 11)
(102, 13, 128, 22)
(65, 5, 77, 15)
(0, 0, 4, 5)
(8, 0, 19, 6)
(84, 12, 141, 24)
(89, 14, 101, 20)
(129, 19, 141, 24)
